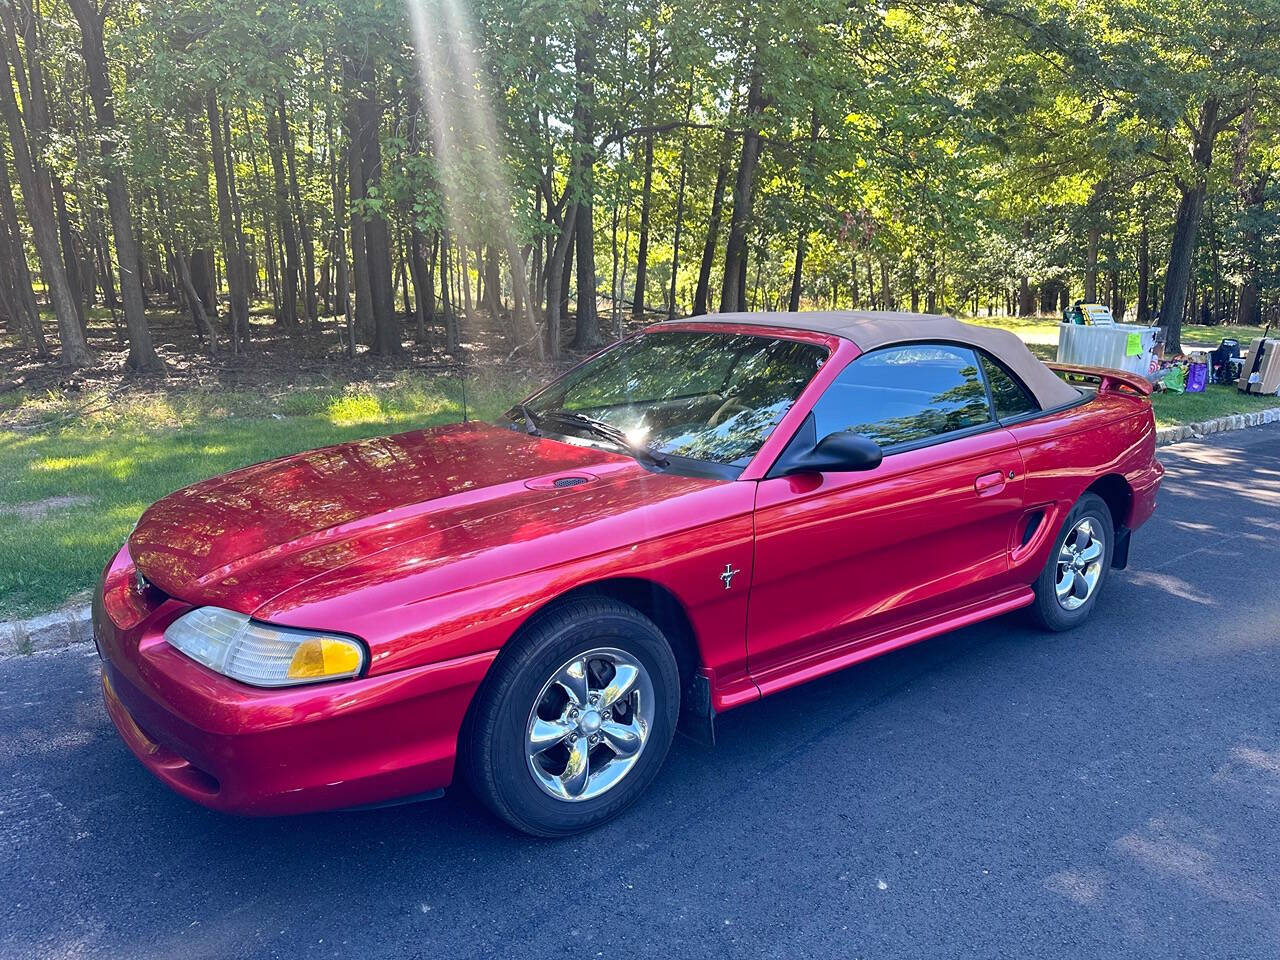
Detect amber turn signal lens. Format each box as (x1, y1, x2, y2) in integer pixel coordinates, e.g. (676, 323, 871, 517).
(287, 637, 364, 680)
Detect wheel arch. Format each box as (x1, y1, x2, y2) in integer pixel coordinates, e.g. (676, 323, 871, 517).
(525, 577, 703, 690)
(1084, 473, 1133, 530)
(456, 576, 706, 771)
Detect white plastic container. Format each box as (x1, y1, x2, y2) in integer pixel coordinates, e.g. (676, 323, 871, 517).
(1056, 323, 1160, 376)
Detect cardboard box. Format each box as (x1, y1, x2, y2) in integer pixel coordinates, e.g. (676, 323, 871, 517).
(1238, 338, 1280, 395)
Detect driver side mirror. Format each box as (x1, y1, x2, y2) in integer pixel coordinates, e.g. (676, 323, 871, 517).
(781, 430, 883, 476)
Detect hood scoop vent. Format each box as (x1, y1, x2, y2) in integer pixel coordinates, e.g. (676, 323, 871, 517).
(525, 474, 598, 491)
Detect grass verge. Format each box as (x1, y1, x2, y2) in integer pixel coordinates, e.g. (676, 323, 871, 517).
(1149, 384, 1280, 427)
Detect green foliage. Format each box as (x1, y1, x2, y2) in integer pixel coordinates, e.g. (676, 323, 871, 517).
(6, 0, 1280, 348)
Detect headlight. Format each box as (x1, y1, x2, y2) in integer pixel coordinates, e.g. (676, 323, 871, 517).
(163, 607, 365, 687)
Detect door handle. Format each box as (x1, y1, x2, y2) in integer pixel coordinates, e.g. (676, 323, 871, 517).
(974, 471, 1006, 497)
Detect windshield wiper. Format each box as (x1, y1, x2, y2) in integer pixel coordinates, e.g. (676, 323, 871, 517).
(539, 409, 670, 468)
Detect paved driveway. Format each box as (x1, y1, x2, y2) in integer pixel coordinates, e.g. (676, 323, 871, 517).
(2, 424, 1278, 960)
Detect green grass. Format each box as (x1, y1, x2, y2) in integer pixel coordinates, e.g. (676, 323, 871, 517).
(962, 313, 1063, 347)
(1150, 384, 1280, 427)
(0, 369, 533, 620)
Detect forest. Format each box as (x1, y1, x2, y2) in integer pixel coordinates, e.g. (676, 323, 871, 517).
(0, 0, 1278, 378)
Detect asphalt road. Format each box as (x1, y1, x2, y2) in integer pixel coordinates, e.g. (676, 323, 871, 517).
(2, 424, 1279, 960)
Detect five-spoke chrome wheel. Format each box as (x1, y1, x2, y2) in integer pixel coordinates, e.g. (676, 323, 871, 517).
(525, 647, 654, 802)
(1056, 517, 1104, 610)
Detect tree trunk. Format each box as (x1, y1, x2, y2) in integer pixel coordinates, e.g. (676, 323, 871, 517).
(545, 206, 578, 360)
(693, 129, 733, 315)
(95, 221, 117, 309)
(51, 176, 87, 330)
(570, 11, 603, 349)
(719, 66, 763, 314)
(278, 97, 317, 325)
(343, 87, 373, 346)
(1136, 217, 1150, 324)
(788, 231, 806, 313)
(439, 227, 459, 352)
(667, 78, 695, 322)
(350, 54, 397, 355)
(175, 248, 217, 356)
(0, 141, 44, 353)
(504, 235, 540, 357)
(1162, 98, 1222, 352)
(1235, 172, 1267, 327)
(631, 38, 658, 320)
(1018, 275, 1035, 316)
(408, 227, 431, 344)
(0, 37, 91, 366)
(190, 250, 215, 313)
(68, 0, 163, 373)
(458, 241, 472, 316)
(787, 110, 820, 314)
(573, 201, 601, 348)
(221, 103, 250, 341)
(483, 246, 502, 314)
(265, 98, 300, 329)
(206, 92, 249, 350)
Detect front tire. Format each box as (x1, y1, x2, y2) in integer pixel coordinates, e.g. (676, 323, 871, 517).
(1029, 493, 1113, 631)
(462, 597, 680, 837)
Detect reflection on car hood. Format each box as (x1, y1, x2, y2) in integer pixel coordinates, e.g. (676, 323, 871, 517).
(128, 421, 654, 612)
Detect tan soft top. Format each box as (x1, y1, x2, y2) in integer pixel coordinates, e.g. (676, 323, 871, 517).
(667, 310, 1079, 410)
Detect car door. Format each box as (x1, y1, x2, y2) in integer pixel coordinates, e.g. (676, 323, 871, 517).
(746, 343, 1026, 685)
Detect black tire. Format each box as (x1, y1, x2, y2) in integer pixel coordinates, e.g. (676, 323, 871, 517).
(1029, 492, 1114, 631)
(462, 597, 680, 837)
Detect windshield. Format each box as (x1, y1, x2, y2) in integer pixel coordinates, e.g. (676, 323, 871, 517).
(511, 331, 827, 468)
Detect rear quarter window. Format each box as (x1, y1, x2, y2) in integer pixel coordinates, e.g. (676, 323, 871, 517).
(979, 353, 1039, 420)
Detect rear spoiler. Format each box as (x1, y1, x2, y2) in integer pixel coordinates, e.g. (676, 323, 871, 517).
(1047, 363, 1154, 397)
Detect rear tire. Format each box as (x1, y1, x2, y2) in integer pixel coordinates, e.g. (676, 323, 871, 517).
(462, 597, 680, 837)
(1029, 493, 1113, 632)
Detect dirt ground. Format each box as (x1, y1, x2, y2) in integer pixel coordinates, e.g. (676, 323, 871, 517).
(0, 298, 634, 423)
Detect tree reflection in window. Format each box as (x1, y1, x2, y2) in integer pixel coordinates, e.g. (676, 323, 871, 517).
(979, 352, 1039, 420)
(810, 344, 993, 449)
(520, 332, 827, 466)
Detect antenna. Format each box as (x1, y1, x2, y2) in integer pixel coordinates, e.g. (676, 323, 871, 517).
(460, 351, 469, 423)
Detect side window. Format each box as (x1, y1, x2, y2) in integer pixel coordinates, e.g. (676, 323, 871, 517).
(809, 344, 993, 449)
(979, 352, 1039, 420)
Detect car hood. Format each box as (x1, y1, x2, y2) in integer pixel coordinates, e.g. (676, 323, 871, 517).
(128, 421, 644, 612)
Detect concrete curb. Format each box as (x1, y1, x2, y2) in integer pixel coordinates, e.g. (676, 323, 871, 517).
(3, 405, 1279, 660)
(0, 602, 93, 658)
(1155, 405, 1280, 446)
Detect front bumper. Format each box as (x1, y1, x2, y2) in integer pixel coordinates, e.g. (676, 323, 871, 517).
(94, 547, 495, 815)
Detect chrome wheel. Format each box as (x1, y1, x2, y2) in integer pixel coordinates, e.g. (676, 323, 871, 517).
(525, 647, 654, 803)
(1056, 517, 1105, 611)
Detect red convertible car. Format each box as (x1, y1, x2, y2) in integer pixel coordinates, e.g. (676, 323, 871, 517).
(94, 311, 1163, 835)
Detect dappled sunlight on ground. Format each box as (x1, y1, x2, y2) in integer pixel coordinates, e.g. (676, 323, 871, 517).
(1114, 814, 1268, 907)
(1124, 569, 1219, 606)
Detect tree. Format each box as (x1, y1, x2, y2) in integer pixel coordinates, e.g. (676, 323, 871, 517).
(0, 0, 92, 366)
(68, 0, 165, 375)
